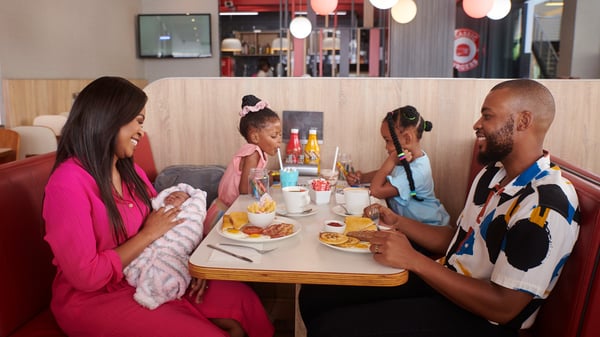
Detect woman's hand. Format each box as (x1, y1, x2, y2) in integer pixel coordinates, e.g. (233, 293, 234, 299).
(189, 278, 208, 303)
(139, 207, 184, 242)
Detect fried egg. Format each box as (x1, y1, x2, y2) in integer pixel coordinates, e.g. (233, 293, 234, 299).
(246, 233, 269, 240)
(223, 228, 247, 239)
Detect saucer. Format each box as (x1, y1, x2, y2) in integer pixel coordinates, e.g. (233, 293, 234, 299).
(331, 204, 360, 217)
(276, 205, 318, 217)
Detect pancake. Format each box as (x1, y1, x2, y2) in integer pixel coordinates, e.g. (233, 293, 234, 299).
(319, 232, 349, 245)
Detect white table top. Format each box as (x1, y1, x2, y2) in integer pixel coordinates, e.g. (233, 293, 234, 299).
(189, 182, 407, 286)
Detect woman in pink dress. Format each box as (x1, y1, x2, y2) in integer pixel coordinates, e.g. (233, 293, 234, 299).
(43, 76, 273, 337)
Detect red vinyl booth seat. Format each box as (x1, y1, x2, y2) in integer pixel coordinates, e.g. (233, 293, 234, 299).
(0, 153, 66, 336)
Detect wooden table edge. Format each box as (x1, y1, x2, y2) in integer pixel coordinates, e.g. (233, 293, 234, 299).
(189, 263, 408, 287)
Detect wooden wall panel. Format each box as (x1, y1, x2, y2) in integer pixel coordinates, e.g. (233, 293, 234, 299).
(142, 78, 600, 222)
(2, 79, 147, 127)
(4, 77, 597, 222)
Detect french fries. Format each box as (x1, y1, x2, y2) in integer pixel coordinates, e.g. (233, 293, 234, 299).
(247, 194, 276, 213)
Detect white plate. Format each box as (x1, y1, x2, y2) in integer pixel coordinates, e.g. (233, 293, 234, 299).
(318, 238, 371, 254)
(276, 204, 318, 217)
(218, 216, 301, 243)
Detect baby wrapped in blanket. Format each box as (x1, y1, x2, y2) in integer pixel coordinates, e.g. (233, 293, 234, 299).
(124, 183, 207, 309)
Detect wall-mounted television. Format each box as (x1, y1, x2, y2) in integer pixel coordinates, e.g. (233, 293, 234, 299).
(137, 14, 212, 58)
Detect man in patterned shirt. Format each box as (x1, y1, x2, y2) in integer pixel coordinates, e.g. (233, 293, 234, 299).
(299, 79, 580, 337)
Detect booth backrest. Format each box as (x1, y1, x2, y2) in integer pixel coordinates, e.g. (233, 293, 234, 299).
(134, 134, 158, 183)
(527, 156, 600, 337)
(467, 145, 600, 337)
(0, 152, 59, 336)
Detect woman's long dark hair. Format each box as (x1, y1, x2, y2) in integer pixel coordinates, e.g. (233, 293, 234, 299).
(385, 105, 433, 201)
(54, 76, 153, 244)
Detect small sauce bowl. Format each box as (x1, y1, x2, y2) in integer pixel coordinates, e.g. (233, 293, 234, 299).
(323, 220, 346, 233)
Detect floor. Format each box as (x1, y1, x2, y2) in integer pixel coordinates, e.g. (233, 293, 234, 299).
(249, 282, 296, 337)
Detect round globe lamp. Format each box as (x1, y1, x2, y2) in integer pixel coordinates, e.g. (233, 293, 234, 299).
(369, 0, 399, 10)
(463, 0, 494, 19)
(487, 0, 511, 20)
(311, 0, 338, 15)
(290, 16, 312, 39)
(391, 0, 417, 24)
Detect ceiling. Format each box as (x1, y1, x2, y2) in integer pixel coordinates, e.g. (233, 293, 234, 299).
(219, 0, 365, 13)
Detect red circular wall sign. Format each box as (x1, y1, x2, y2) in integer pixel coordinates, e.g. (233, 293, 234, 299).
(454, 28, 479, 72)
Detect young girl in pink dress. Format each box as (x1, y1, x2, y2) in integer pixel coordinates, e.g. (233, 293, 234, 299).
(205, 95, 282, 229)
(43, 77, 273, 337)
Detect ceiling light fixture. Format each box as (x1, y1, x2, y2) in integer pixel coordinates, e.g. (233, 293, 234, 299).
(369, 0, 399, 10)
(486, 0, 511, 20)
(221, 38, 242, 52)
(290, 16, 312, 39)
(219, 11, 259, 16)
(311, 0, 338, 15)
(463, 0, 494, 19)
(391, 0, 417, 24)
(271, 37, 291, 52)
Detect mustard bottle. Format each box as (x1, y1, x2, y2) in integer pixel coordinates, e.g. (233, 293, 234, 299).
(303, 129, 320, 168)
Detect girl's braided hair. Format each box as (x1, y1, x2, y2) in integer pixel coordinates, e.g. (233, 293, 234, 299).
(385, 105, 432, 201)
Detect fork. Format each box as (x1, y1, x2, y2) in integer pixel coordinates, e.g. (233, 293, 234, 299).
(219, 243, 278, 254)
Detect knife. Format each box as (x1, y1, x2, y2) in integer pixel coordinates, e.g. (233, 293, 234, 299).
(207, 244, 253, 263)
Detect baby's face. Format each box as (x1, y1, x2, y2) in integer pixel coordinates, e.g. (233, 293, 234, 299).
(164, 191, 190, 207)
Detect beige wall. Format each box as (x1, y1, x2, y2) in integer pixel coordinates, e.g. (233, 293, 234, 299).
(142, 77, 600, 223)
(0, 1, 220, 82)
(0, 0, 144, 79)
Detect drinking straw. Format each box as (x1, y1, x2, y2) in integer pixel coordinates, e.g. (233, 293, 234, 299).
(277, 148, 284, 169)
(332, 146, 339, 172)
(336, 161, 349, 178)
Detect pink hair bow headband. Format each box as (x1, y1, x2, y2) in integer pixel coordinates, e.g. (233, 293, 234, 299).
(239, 100, 269, 117)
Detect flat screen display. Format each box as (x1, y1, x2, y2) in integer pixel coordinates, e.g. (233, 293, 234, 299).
(137, 14, 212, 58)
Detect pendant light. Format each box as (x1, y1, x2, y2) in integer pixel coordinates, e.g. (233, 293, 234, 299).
(487, 0, 512, 20)
(221, 38, 242, 52)
(271, 37, 291, 52)
(391, 0, 417, 24)
(463, 0, 494, 19)
(290, 16, 312, 39)
(311, 0, 338, 15)
(290, 0, 312, 39)
(369, 0, 399, 10)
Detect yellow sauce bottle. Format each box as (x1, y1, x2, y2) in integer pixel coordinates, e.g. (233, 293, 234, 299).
(303, 129, 320, 168)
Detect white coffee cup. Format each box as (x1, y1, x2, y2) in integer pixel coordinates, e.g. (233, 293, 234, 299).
(282, 186, 311, 213)
(343, 187, 370, 215)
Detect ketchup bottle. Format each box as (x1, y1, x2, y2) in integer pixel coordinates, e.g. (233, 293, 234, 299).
(286, 128, 302, 164)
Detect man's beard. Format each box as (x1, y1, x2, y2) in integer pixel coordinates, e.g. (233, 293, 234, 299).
(477, 118, 514, 166)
